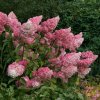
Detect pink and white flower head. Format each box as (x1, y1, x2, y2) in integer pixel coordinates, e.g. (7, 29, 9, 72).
(61, 65, 77, 78)
(53, 28, 73, 48)
(21, 20, 36, 34)
(52, 29, 84, 51)
(8, 11, 21, 37)
(8, 11, 17, 20)
(7, 62, 26, 78)
(0, 12, 7, 34)
(49, 52, 81, 68)
(28, 15, 43, 33)
(38, 16, 60, 33)
(61, 52, 81, 66)
(81, 51, 98, 60)
(78, 51, 98, 67)
(33, 67, 53, 81)
(77, 51, 98, 78)
(78, 58, 94, 67)
(70, 32, 84, 51)
(0, 12, 7, 26)
(74, 32, 84, 48)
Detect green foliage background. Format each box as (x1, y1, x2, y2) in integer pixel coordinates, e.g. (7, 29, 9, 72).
(0, 0, 100, 75)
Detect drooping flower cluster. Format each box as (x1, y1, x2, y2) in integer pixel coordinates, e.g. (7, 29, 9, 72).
(0, 11, 98, 88)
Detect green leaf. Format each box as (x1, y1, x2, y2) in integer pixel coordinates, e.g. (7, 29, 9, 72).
(77, 93, 84, 100)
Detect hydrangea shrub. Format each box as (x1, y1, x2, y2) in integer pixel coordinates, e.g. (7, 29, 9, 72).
(0, 11, 98, 89)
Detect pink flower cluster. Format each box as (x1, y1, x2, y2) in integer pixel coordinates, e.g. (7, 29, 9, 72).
(21, 76, 41, 88)
(0, 12, 7, 34)
(32, 67, 53, 81)
(16, 67, 53, 88)
(31, 67, 53, 87)
(0, 11, 97, 88)
(49, 51, 98, 82)
(38, 16, 60, 33)
(43, 28, 84, 52)
(78, 51, 98, 78)
(7, 60, 28, 78)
